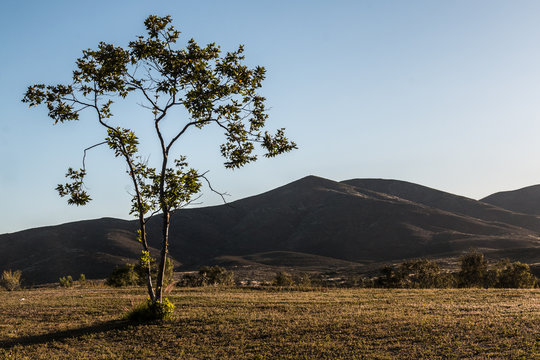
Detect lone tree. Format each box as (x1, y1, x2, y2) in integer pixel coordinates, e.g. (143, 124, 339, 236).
(23, 15, 296, 316)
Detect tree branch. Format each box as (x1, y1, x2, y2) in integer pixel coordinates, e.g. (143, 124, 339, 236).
(82, 141, 108, 171)
(199, 171, 231, 205)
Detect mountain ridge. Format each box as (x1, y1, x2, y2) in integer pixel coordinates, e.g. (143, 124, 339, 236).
(1, 176, 539, 284)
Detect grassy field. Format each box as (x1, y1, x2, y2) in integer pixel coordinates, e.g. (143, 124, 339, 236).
(0, 287, 538, 359)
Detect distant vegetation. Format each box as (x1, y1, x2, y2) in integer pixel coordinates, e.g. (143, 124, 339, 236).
(106, 258, 174, 288)
(177, 266, 234, 287)
(58, 274, 88, 288)
(0, 270, 22, 291)
(2, 252, 537, 292)
(373, 253, 537, 289)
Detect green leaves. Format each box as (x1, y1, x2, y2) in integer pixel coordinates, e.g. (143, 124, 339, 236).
(262, 128, 298, 158)
(106, 127, 139, 157)
(56, 168, 91, 206)
(22, 84, 79, 124)
(73, 42, 131, 96)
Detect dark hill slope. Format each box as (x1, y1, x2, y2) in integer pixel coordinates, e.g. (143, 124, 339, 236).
(342, 178, 540, 232)
(158, 176, 539, 267)
(0, 218, 161, 284)
(481, 184, 540, 216)
(1, 176, 539, 284)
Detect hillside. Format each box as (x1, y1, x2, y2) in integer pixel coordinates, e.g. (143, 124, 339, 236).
(0, 218, 155, 284)
(342, 178, 540, 232)
(481, 184, 540, 216)
(1, 176, 539, 284)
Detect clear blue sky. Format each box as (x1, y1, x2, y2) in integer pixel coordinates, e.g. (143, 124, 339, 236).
(2, 0, 540, 234)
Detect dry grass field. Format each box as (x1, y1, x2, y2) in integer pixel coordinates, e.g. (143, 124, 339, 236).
(0, 287, 538, 359)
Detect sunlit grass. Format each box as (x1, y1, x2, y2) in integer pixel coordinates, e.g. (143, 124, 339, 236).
(0, 287, 538, 359)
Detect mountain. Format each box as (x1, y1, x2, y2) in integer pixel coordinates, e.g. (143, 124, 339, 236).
(342, 179, 540, 232)
(481, 184, 540, 216)
(1, 176, 539, 284)
(0, 218, 157, 284)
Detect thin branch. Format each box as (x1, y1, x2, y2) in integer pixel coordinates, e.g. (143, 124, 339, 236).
(126, 73, 163, 112)
(199, 171, 231, 206)
(82, 141, 107, 170)
(180, 193, 204, 208)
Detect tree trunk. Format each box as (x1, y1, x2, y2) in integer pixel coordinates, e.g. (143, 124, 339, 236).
(155, 210, 170, 302)
(139, 219, 156, 302)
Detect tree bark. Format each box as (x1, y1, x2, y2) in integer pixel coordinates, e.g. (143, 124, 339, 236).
(139, 219, 156, 301)
(155, 210, 170, 302)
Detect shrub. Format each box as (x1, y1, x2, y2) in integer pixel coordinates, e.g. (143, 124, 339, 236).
(106, 264, 139, 287)
(127, 297, 175, 322)
(376, 260, 456, 288)
(177, 273, 202, 287)
(59, 275, 74, 288)
(199, 266, 234, 286)
(497, 260, 537, 288)
(376, 265, 401, 288)
(107, 258, 175, 288)
(78, 273, 86, 285)
(273, 271, 295, 286)
(295, 273, 312, 287)
(458, 252, 488, 288)
(1, 269, 22, 291)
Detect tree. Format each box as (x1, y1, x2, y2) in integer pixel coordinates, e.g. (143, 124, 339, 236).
(375, 259, 455, 288)
(23, 15, 296, 316)
(496, 260, 537, 288)
(458, 251, 488, 288)
(199, 266, 234, 286)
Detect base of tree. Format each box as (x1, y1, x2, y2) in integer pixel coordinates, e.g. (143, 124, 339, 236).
(126, 298, 175, 322)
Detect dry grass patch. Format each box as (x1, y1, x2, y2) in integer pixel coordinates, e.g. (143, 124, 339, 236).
(0, 288, 538, 359)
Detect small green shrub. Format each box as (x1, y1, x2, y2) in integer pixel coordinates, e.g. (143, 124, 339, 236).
(106, 264, 139, 287)
(78, 273, 86, 285)
(273, 271, 295, 286)
(199, 266, 234, 286)
(1, 269, 22, 291)
(59, 275, 74, 288)
(127, 297, 175, 322)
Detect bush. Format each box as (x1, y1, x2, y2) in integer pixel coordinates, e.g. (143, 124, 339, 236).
(1, 269, 22, 291)
(375, 260, 454, 288)
(106, 264, 140, 287)
(177, 273, 202, 287)
(127, 297, 175, 322)
(59, 275, 74, 288)
(458, 252, 488, 288)
(78, 273, 86, 285)
(295, 273, 312, 287)
(497, 260, 537, 288)
(107, 258, 175, 288)
(273, 272, 295, 286)
(199, 266, 234, 286)
(398, 259, 445, 288)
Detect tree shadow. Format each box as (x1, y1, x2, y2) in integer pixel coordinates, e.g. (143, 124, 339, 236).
(0, 319, 135, 349)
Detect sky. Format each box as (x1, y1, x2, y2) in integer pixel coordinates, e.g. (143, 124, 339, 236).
(2, 1, 540, 234)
